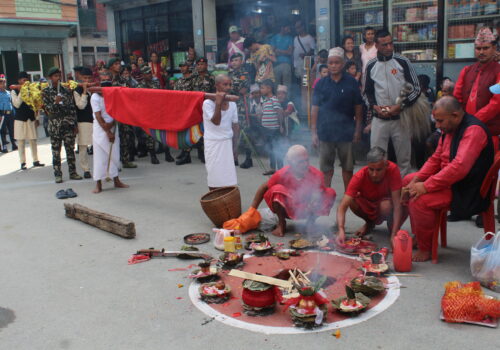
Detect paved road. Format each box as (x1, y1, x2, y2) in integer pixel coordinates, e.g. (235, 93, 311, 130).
(1, 136, 498, 350)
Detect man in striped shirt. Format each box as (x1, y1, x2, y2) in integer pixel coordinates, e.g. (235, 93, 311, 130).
(260, 79, 284, 175)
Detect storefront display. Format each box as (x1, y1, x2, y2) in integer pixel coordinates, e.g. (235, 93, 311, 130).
(118, 1, 193, 71)
(340, 0, 498, 63)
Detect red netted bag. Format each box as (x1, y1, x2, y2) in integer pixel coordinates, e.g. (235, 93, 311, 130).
(441, 281, 500, 323)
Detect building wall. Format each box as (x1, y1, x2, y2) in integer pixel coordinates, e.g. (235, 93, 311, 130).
(0, 0, 77, 22)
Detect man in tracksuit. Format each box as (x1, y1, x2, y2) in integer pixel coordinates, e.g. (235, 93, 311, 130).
(364, 29, 421, 176)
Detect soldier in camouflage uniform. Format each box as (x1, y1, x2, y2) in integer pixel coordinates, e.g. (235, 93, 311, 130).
(173, 62, 192, 91)
(108, 57, 137, 169)
(175, 57, 215, 166)
(42, 67, 82, 183)
(228, 53, 254, 169)
(136, 65, 161, 164)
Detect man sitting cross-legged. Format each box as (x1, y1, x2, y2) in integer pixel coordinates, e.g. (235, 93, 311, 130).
(250, 144, 336, 237)
(335, 147, 403, 245)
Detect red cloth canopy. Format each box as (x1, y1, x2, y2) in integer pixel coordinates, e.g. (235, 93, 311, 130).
(102, 87, 205, 132)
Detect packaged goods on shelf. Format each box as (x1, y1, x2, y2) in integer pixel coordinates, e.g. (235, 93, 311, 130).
(405, 8, 424, 22)
(424, 6, 439, 20)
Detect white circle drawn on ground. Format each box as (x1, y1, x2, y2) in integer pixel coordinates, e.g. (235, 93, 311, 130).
(189, 251, 400, 334)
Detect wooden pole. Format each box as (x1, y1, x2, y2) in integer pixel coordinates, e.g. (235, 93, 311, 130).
(87, 87, 239, 102)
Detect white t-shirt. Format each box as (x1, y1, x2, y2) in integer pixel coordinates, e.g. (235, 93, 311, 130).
(293, 34, 316, 69)
(90, 93, 114, 123)
(202, 99, 238, 141)
(359, 43, 377, 73)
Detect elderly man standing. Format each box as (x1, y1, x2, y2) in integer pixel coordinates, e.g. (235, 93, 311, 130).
(91, 72, 128, 193)
(364, 29, 421, 176)
(42, 67, 82, 183)
(251, 145, 336, 237)
(203, 74, 240, 190)
(336, 147, 403, 245)
(311, 47, 363, 190)
(402, 97, 493, 262)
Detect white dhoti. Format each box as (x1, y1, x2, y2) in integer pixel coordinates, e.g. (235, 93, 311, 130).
(77, 122, 93, 145)
(204, 138, 237, 188)
(14, 119, 37, 140)
(92, 124, 120, 182)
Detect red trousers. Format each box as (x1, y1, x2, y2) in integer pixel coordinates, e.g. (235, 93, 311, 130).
(403, 173, 452, 251)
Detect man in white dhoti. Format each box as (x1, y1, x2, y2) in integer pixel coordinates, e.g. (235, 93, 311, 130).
(203, 74, 240, 189)
(91, 73, 128, 193)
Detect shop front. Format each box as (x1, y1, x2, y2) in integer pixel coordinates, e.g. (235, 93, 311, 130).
(0, 23, 71, 86)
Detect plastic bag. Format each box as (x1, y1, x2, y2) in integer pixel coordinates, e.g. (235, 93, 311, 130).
(471, 232, 500, 292)
(213, 228, 234, 251)
(223, 207, 261, 233)
(258, 208, 278, 232)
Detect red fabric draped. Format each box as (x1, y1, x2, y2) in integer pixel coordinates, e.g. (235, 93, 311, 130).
(102, 87, 205, 132)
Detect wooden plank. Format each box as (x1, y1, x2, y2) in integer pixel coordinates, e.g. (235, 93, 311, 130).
(228, 269, 292, 288)
(64, 203, 136, 239)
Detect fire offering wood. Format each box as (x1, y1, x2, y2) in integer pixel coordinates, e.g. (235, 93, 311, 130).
(64, 203, 136, 239)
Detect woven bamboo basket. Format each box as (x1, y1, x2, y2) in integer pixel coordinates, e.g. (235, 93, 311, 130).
(200, 186, 242, 227)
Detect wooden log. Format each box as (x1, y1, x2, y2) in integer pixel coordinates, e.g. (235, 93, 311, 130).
(64, 203, 136, 239)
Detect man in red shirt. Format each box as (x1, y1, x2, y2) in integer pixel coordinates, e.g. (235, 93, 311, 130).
(402, 96, 493, 262)
(335, 147, 403, 245)
(251, 145, 336, 237)
(454, 27, 499, 142)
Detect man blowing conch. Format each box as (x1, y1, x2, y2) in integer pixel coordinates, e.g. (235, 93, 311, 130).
(402, 96, 493, 262)
(250, 145, 336, 237)
(335, 146, 403, 245)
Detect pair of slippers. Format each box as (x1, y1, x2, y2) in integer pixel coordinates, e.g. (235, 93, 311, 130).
(56, 189, 77, 199)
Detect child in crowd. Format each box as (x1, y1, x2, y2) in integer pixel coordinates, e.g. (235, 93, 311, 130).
(312, 65, 328, 89)
(345, 61, 361, 82)
(312, 49, 328, 80)
(276, 85, 298, 138)
(260, 79, 284, 175)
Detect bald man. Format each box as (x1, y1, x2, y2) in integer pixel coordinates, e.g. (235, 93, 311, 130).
(203, 74, 240, 189)
(251, 145, 336, 236)
(402, 96, 493, 262)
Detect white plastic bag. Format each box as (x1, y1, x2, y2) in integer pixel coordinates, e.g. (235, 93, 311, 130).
(258, 208, 278, 232)
(471, 232, 500, 292)
(213, 228, 234, 251)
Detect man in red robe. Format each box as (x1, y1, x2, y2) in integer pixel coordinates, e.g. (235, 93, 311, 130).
(402, 96, 493, 262)
(251, 145, 336, 237)
(335, 147, 403, 245)
(454, 27, 500, 140)
(453, 27, 499, 226)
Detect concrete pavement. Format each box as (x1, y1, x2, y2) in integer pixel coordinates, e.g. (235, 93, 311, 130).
(0, 135, 499, 350)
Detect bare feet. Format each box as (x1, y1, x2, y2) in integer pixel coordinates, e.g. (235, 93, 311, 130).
(92, 181, 102, 194)
(114, 177, 129, 188)
(354, 222, 375, 237)
(412, 250, 431, 262)
(272, 225, 285, 237)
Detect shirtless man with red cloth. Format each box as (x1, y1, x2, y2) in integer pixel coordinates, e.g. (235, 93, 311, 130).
(335, 147, 403, 245)
(402, 96, 493, 262)
(250, 145, 336, 237)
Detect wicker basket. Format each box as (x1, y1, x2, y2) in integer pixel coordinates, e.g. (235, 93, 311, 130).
(200, 186, 242, 227)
